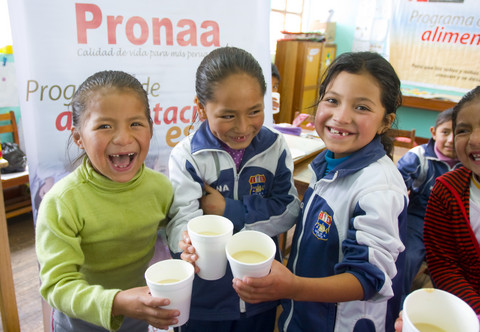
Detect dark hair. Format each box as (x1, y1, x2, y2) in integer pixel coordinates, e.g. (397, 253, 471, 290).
(271, 63, 281, 81)
(452, 86, 480, 133)
(68, 70, 151, 164)
(195, 46, 266, 106)
(318, 52, 402, 158)
(434, 107, 454, 128)
(71, 70, 151, 128)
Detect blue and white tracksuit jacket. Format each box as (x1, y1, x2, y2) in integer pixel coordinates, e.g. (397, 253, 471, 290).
(396, 139, 461, 293)
(166, 122, 300, 321)
(279, 137, 408, 332)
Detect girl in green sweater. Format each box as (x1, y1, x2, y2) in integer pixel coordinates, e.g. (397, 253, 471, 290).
(36, 70, 176, 331)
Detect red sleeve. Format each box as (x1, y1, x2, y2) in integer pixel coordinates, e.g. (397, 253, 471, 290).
(424, 181, 480, 315)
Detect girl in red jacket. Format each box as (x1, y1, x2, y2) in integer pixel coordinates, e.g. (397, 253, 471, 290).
(424, 86, 480, 315)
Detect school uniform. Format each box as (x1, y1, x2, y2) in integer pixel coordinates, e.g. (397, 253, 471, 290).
(279, 136, 408, 332)
(167, 121, 300, 328)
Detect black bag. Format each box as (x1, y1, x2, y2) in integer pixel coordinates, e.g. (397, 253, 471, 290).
(1, 142, 27, 174)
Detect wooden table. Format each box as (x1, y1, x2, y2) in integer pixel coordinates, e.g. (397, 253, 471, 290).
(283, 133, 325, 199)
(0, 158, 21, 331)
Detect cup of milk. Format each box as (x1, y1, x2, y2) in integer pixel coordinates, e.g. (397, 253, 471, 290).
(226, 230, 276, 279)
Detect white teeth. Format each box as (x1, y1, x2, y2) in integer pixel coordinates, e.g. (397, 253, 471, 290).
(330, 128, 349, 136)
(110, 153, 135, 157)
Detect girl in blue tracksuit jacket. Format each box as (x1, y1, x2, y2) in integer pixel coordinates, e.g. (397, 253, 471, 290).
(166, 46, 300, 332)
(233, 51, 408, 332)
(396, 107, 460, 295)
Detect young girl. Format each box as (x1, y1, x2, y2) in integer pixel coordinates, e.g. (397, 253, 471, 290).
(233, 51, 408, 332)
(397, 107, 460, 295)
(166, 46, 300, 331)
(35, 70, 177, 331)
(423, 86, 480, 315)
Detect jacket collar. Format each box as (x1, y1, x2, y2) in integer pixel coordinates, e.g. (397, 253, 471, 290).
(190, 121, 278, 159)
(311, 135, 386, 181)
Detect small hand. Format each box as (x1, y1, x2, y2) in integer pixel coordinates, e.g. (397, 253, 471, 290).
(200, 184, 226, 216)
(112, 286, 180, 329)
(232, 260, 294, 303)
(179, 231, 199, 273)
(394, 311, 403, 332)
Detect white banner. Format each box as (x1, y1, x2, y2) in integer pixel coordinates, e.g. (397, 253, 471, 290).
(390, 0, 479, 91)
(8, 1, 272, 219)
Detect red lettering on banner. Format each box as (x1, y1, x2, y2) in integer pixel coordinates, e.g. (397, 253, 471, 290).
(153, 18, 174, 45)
(421, 26, 480, 45)
(200, 21, 220, 47)
(180, 105, 197, 123)
(164, 107, 178, 125)
(152, 103, 197, 125)
(75, 3, 220, 46)
(76, 4, 102, 44)
(126, 16, 149, 45)
(56, 111, 72, 131)
(107, 16, 123, 44)
(177, 19, 197, 46)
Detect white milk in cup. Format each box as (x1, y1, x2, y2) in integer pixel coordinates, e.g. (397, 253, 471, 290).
(187, 215, 234, 280)
(402, 288, 479, 332)
(145, 259, 195, 327)
(226, 230, 276, 279)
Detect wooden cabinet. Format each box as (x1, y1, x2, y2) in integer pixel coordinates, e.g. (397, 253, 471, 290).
(274, 40, 336, 124)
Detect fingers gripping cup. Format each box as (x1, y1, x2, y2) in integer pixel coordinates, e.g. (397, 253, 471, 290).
(145, 259, 195, 327)
(402, 288, 479, 332)
(226, 230, 276, 279)
(187, 215, 234, 280)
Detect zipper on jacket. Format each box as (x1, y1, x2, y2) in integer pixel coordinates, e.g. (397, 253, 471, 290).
(239, 299, 246, 313)
(233, 173, 239, 200)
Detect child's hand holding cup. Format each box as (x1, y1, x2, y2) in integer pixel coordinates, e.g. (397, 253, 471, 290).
(144, 259, 195, 327)
(187, 215, 234, 280)
(226, 230, 276, 279)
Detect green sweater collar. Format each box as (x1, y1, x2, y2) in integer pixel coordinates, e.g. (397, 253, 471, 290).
(79, 157, 145, 192)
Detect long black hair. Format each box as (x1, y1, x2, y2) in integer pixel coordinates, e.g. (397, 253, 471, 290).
(318, 52, 402, 158)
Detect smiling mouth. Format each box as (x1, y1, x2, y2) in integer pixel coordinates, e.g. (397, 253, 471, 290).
(109, 153, 136, 168)
(470, 153, 480, 162)
(232, 135, 247, 142)
(328, 127, 351, 136)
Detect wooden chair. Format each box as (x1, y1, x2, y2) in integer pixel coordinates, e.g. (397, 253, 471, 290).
(389, 128, 416, 149)
(0, 111, 32, 218)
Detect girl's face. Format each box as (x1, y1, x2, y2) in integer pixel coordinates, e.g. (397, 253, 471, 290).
(197, 73, 264, 150)
(72, 88, 152, 183)
(272, 76, 280, 93)
(454, 100, 480, 176)
(315, 71, 395, 158)
(431, 120, 455, 159)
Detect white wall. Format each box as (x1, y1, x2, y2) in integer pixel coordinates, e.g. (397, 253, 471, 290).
(0, 0, 13, 47)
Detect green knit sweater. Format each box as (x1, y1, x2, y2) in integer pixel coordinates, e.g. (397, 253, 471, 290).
(36, 158, 173, 330)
